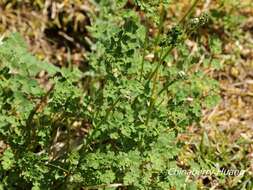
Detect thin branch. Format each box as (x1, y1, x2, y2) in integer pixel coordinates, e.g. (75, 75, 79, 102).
(26, 84, 55, 149)
(179, 0, 201, 24)
(26, 84, 55, 128)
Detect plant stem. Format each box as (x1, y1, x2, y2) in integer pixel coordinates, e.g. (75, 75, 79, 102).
(26, 84, 55, 149)
(140, 22, 149, 81)
(46, 162, 70, 173)
(179, 0, 200, 24)
(145, 2, 165, 125)
(96, 96, 121, 127)
(145, 0, 201, 126)
(157, 80, 176, 96)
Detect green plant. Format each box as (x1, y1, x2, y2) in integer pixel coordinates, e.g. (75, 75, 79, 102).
(0, 1, 220, 189)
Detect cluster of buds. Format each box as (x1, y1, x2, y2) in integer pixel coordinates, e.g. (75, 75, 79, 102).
(184, 13, 210, 34)
(159, 13, 209, 48)
(159, 25, 184, 48)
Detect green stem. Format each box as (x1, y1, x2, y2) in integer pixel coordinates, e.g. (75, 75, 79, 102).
(140, 23, 149, 81)
(96, 96, 121, 127)
(145, 0, 201, 126)
(46, 162, 70, 173)
(157, 80, 176, 97)
(145, 3, 165, 126)
(179, 0, 200, 24)
(147, 46, 173, 82)
(148, 0, 201, 83)
(26, 84, 55, 150)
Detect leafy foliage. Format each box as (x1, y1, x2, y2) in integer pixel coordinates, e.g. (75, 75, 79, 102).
(0, 1, 221, 189)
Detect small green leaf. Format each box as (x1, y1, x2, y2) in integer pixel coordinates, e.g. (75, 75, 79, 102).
(1, 148, 15, 170)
